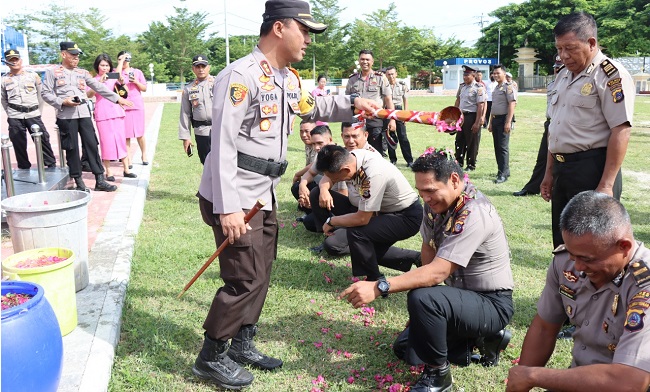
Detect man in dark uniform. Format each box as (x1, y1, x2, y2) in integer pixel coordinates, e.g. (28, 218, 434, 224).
(513, 56, 563, 197)
(41, 42, 131, 192)
(454, 65, 486, 172)
(315, 145, 423, 280)
(179, 54, 214, 164)
(345, 50, 396, 156)
(385, 66, 414, 167)
(540, 12, 635, 248)
(488, 64, 516, 184)
(339, 148, 514, 392)
(193, 1, 380, 389)
(507, 191, 650, 392)
(1, 49, 57, 169)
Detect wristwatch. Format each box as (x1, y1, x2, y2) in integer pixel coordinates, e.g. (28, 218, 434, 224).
(377, 277, 390, 298)
(325, 216, 334, 228)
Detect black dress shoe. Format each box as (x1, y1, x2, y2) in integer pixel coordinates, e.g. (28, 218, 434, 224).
(106, 176, 116, 182)
(410, 362, 453, 392)
(464, 166, 475, 172)
(494, 176, 507, 184)
(513, 189, 530, 196)
(476, 329, 512, 367)
(123, 172, 137, 178)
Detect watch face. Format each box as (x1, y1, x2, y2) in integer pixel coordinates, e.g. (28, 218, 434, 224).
(378, 280, 389, 294)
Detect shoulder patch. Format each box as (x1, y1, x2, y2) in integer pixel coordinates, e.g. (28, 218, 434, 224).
(348, 72, 358, 78)
(600, 59, 618, 78)
(451, 209, 470, 235)
(229, 83, 248, 106)
(630, 260, 650, 287)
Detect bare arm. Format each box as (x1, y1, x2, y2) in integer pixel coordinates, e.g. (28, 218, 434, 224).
(540, 150, 554, 202)
(597, 123, 631, 197)
(504, 100, 516, 134)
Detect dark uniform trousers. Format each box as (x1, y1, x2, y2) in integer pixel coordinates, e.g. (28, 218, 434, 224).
(199, 196, 277, 341)
(291, 180, 319, 232)
(520, 119, 549, 194)
(386, 106, 414, 164)
(309, 187, 420, 269)
(8, 117, 57, 169)
(454, 112, 479, 169)
(551, 148, 621, 248)
(483, 101, 492, 128)
(491, 115, 510, 177)
(366, 119, 385, 157)
(195, 134, 211, 165)
(405, 286, 513, 367)
(56, 117, 104, 178)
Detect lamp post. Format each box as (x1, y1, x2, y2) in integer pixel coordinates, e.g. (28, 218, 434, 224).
(148, 63, 154, 96)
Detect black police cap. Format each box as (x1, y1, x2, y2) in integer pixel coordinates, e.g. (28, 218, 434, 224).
(4, 49, 20, 59)
(59, 42, 83, 55)
(192, 55, 209, 66)
(263, 0, 327, 34)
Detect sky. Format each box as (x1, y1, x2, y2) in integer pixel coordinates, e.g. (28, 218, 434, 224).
(9, 0, 525, 47)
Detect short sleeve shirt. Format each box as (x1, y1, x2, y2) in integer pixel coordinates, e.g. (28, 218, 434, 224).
(388, 81, 409, 107)
(547, 50, 635, 154)
(536, 242, 650, 371)
(490, 81, 517, 115)
(419, 182, 514, 292)
(349, 149, 418, 213)
(458, 81, 487, 112)
(345, 71, 391, 127)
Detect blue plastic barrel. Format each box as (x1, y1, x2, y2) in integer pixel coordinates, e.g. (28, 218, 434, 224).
(1, 281, 63, 392)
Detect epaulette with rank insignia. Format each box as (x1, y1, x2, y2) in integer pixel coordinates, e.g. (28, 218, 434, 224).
(557, 65, 566, 72)
(552, 244, 567, 254)
(600, 59, 618, 78)
(373, 71, 383, 76)
(348, 72, 358, 78)
(630, 260, 650, 287)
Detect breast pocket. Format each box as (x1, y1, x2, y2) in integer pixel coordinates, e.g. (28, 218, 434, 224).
(568, 94, 598, 128)
(5, 82, 19, 98)
(248, 102, 279, 139)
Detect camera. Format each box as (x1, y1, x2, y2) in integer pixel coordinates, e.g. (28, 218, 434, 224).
(125, 55, 132, 62)
(186, 144, 193, 157)
(72, 96, 81, 103)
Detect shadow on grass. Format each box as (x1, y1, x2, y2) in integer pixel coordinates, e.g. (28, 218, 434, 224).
(147, 188, 199, 205)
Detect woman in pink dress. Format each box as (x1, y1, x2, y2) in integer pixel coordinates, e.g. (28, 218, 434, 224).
(117, 51, 148, 167)
(311, 74, 330, 97)
(87, 54, 136, 181)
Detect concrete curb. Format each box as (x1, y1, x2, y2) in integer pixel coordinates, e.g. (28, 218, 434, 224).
(58, 103, 164, 392)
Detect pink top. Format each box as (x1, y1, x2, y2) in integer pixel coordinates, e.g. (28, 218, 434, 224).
(121, 67, 146, 111)
(311, 87, 329, 97)
(93, 76, 125, 121)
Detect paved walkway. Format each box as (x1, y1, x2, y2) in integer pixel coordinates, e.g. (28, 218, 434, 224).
(1, 102, 164, 392)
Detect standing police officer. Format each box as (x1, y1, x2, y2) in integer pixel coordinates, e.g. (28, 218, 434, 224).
(1, 49, 57, 169)
(541, 12, 635, 248)
(193, 1, 380, 389)
(454, 65, 486, 172)
(385, 66, 414, 167)
(489, 64, 517, 184)
(339, 149, 514, 392)
(179, 54, 214, 164)
(41, 42, 132, 192)
(345, 50, 395, 157)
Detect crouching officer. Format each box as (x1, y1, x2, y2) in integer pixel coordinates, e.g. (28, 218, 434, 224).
(179, 54, 214, 164)
(339, 148, 514, 392)
(1, 49, 57, 169)
(41, 42, 132, 192)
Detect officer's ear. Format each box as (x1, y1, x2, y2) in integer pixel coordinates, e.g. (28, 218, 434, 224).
(449, 172, 462, 190)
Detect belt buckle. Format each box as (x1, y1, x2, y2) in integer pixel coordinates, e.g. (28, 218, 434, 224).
(555, 154, 565, 163)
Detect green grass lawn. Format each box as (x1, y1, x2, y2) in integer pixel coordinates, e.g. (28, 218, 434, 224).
(109, 95, 650, 391)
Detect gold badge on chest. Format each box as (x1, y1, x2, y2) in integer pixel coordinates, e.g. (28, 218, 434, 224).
(580, 83, 593, 96)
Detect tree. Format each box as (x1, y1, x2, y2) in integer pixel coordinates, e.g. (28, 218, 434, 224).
(346, 3, 402, 70)
(598, 0, 650, 57)
(140, 7, 212, 83)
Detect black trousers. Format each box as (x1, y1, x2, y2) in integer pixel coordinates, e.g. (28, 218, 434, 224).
(491, 115, 510, 177)
(367, 125, 384, 157)
(56, 117, 104, 178)
(309, 187, 421, 269)
(292, 180, 319, 232)
(199, 196, 277, 340)
(385, 109, 414, 164)
(551, 148, 621, 248)
(483, 101, 492, 128)
(520, 119, 549, 194)
(195, 134, 211, 165)
(7, 116, 56, 169)
(454, 112, 479, 168)
(406, 286, 513, 366)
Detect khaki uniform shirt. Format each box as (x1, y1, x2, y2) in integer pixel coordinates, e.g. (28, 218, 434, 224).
(420, 183, 514, 292)
(179, 76, 214, 139)
(348, 149, 418, 213)
(345, 70, 390, 128)
(198, 46, 355, 214)
(1, 70, 43, 119)
(388, 81, 408, 108)
(547, 51, 635, 154)
(536, 242, 650, 371)
(456, 81, 487, 113)
(545, 79, 556, 119)
(41, 65, 119, 119)
(490, 81, 517, 115)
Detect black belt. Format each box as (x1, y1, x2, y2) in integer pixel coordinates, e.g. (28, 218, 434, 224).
(553, 147, 606, 163)
(492, 114, 507, 118)
(9, 103, 39, 113)
(462, 111, 476, 115)
(395, 105, 403, 110)
(237, 152, 288, 178)
(191, 120, 212, 128)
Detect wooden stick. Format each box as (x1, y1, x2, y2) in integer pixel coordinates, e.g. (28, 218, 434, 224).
(177, 199, 266, 299)
(355, 106, 463, 133)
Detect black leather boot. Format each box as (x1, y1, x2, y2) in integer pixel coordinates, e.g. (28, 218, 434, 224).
(192, 333, 254, 390)
(94, 174, 117, 192)
(411, 362, 453, 392)
(475, 328, 512, 367)
(73, 177, 89, 192)
(228, 325, 283, 370)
